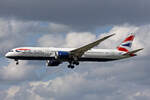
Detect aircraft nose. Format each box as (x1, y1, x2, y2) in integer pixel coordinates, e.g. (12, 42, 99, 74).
(5, 53, 9, 58)
(5, 52, 11, 58)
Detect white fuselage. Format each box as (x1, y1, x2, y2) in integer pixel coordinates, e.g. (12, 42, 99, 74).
(5, 47, 130, 62)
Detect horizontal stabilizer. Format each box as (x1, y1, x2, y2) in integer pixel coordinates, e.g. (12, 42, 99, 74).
(123, 48, 144, 55)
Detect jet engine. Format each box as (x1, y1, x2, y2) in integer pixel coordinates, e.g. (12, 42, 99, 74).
(55, 51, 70, 59)
(46, 60, 61, 66)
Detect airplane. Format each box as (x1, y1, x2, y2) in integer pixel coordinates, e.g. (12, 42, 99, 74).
(5, 33, 143, 69)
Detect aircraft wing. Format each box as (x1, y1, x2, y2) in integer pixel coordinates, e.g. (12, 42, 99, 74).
(70, 34, 115, 57)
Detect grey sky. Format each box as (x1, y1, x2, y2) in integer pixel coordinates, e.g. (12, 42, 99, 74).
(0, 0, 150, 29)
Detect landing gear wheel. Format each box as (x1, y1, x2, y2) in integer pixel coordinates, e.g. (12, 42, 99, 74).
(68, 65, 71, 68)
(73, 61, 79, 65)
(68, 65, 75, 69)
(68, 59, 79, 69)
(68, 65, 74, 69)
(68, 61, 75, 69)
(16, 61, 19, 65)
(70, 65, 74, 69)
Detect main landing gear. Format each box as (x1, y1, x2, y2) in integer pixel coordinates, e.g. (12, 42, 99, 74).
(68, 61, 79, 69)
(15, 59, 19, 65)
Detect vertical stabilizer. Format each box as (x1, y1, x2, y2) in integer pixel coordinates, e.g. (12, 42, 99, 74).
(117, 33, 135, 52)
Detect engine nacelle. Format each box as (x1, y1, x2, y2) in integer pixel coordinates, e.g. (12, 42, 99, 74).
(55, 51, 70, 59)
(46, 60, 61, 66)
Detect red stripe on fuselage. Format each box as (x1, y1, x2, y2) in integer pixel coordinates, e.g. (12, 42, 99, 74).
(123, 35, 134, 43)
(16, 49, 31, 51)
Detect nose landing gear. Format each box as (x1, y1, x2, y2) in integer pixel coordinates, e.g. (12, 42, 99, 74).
(15, 59, 19, 65)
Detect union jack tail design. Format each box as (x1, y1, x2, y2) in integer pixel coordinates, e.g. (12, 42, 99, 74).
(117, 33, 135, 52)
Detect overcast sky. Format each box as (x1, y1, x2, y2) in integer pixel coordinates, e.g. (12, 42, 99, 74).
(0, 0, 150, 29)
(0, 0, 150, 100)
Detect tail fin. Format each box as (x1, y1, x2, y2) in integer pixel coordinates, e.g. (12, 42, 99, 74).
(117, 33, 135, 52)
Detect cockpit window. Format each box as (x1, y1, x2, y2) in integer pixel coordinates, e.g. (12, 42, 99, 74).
(9, 50, 14, 52)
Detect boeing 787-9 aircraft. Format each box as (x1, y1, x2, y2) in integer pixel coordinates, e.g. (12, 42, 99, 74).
(5, 34, 143, 69)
